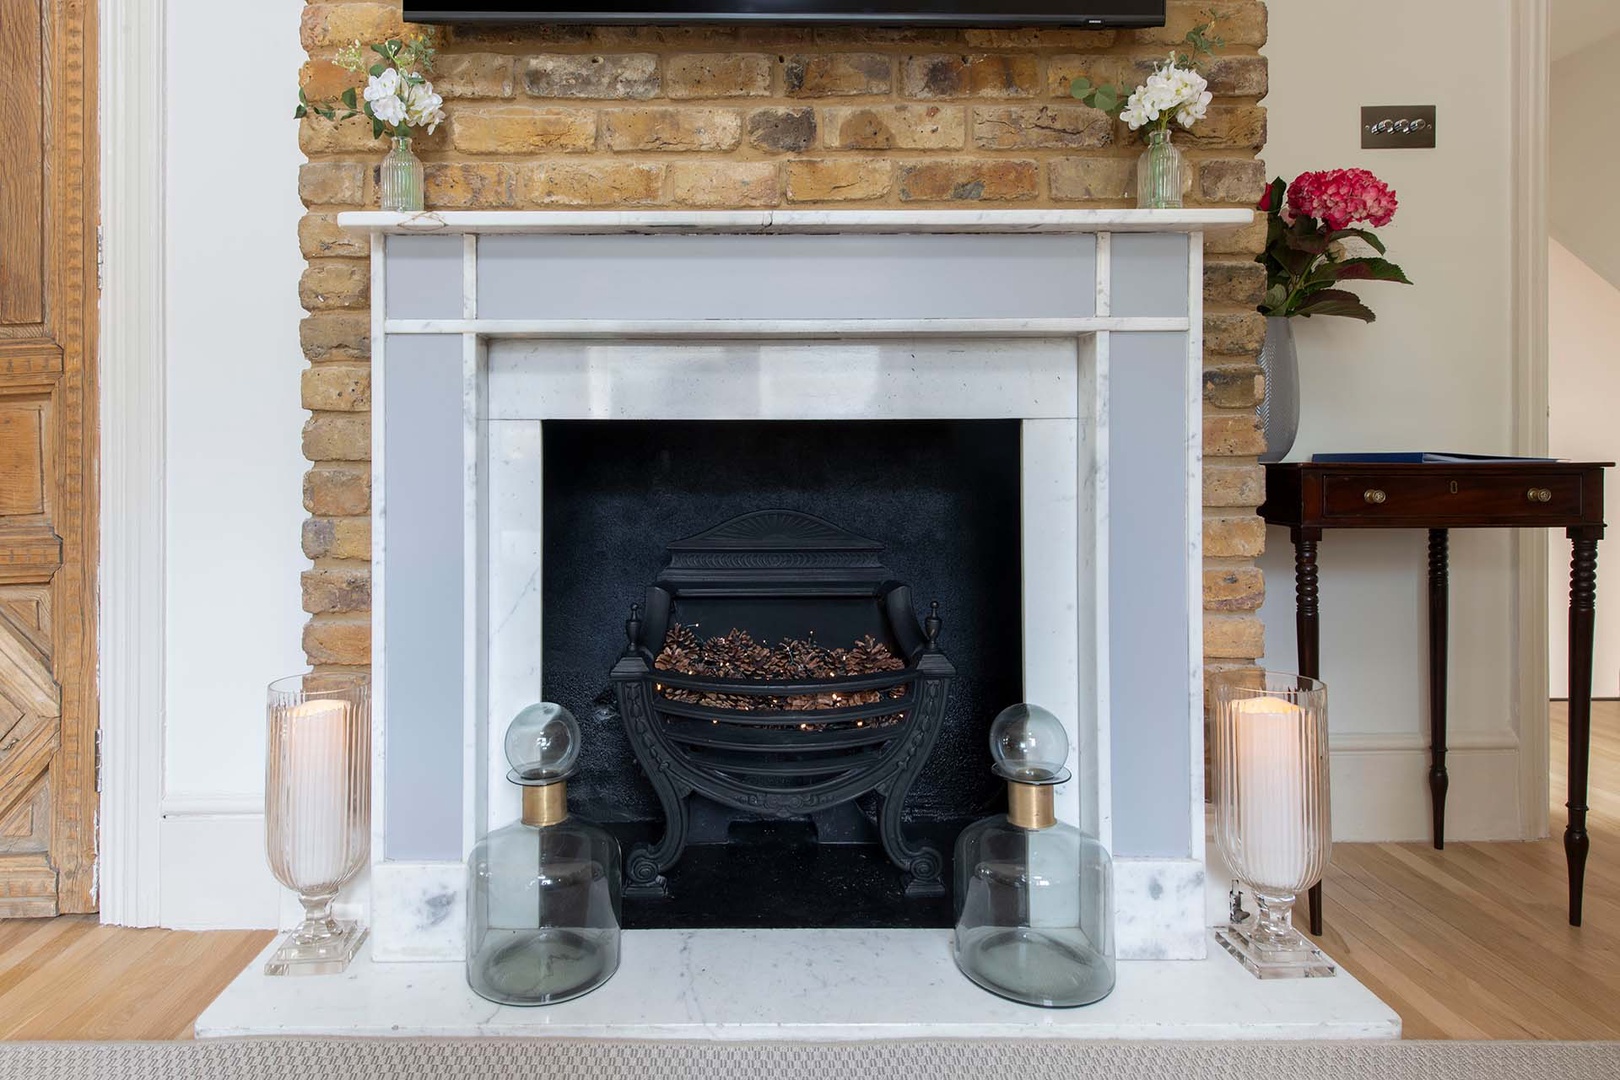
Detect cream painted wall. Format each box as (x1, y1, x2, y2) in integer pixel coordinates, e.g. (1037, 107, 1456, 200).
(1547, 241, 1620, 699)
(1258, 0, 1524, 841)
(158, 0, 308, 926)
(1550, 31, 1620, 294)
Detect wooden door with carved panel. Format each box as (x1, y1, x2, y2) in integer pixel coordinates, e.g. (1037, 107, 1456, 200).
(0, 0, 98, 916)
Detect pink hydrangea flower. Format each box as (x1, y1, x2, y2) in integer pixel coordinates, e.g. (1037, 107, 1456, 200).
(1286, 168, 1399, 231)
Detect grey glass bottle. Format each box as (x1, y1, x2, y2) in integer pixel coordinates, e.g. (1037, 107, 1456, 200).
(466, 703, 622, 1006)
(953, 704, 1115, 1008)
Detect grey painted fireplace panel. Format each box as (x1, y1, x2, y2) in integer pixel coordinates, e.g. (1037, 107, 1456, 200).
(386, 236, 463, 321)
(474, 233, 1098, 322)
(1107, 331, 1194, 858)
(382, 333, 465, 860)
(1110, 234, 1191, 318)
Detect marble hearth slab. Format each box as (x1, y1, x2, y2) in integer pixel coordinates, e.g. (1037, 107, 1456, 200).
(197, 929, 1398, 1041)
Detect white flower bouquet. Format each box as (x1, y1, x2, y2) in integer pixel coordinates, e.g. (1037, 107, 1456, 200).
(295, 36, 445, 139)
(1069, 19, 1222, 141)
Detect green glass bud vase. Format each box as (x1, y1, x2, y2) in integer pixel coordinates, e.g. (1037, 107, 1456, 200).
(1137, 129, 1185, 210)
(379, 136, 424, 213)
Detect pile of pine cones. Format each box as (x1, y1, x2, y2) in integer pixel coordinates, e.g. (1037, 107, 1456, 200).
(653, 623, 907, 719)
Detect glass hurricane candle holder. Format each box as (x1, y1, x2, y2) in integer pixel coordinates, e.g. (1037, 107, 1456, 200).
(264, 672, 371, 976)
(1211, 670, 1334, 978)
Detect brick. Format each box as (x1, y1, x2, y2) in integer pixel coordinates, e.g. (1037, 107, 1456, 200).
(298, 59, 363, 101)
(449, 23, 594, 48)
(1178, 105, 1267, 151)
(1205, 311, 1267, 354)
(303, 412, 371, 462)
(813, 26, 949, 46)
(1204, 612, 1265, 659)
(300, 4, 401, 51)
(964, 28, 1116, 49)
(667, 161, 779, 207)
(1198, 158, 1267, 204)
(303, 616, 371, 667)
(783, 54, 892, 96)
(1205, 217, 1268, 257)
(301, 312, 371, 364)
(1046, 55, 1155, 99)
(302, 568, 372, 614)
(299, 260, 369, 311)
(590, 25, 737, 47)
(972, 105, 1112, 150)
(304, 466, 370, 516)
(603, 107, 741, 152)
(299, 213, 369, 260)
(1135, 1, 1268, 48)
(1049, 157, 1135, 201)
(735, 26, 815, 47)
(521, 54, 659, 99)
(1204, 566, 1264, 611)
(902, 54, 1039, 99)
(519, 161, 665, 206)
(665, 53, 772, 98)
(1205, 515, 1266, 558)
(1204, 259, 1267, 307)
(425, 162, 517, 207)
(434, 53, 516, 99)
(786, 159, 892, 203)
(298, 162, 367, 207)
(1204, 462, 1265, 507)
(451, 107, 596, 153)
(822, 105, 965, 151)
(303, 517, 372, 561)
(1203, 363, 1262, 409)
(302, 365, 372, 412)
(1204, 55, 1269, 98)
(898, 159, 1038, 202)
(746, 108, 817, 153)
(1205, 412, 1266, 457)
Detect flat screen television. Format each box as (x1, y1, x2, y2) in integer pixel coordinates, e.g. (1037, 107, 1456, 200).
(403, 1, 1167, 27)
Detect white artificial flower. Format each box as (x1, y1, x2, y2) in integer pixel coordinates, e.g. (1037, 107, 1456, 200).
(404, 79, 445, 134)
(1122, 56, 1211, 133)
(364, 68, 406, 126)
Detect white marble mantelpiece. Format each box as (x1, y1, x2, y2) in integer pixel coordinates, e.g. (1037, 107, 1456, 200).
(332, 209, 1253, 971)
(341, 208, 1254, 236)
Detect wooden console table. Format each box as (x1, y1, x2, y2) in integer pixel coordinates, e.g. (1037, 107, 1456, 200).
(1259, 461, 1610, 932)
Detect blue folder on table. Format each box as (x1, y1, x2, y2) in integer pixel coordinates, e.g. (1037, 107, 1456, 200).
(1310, 452, 1559, 464)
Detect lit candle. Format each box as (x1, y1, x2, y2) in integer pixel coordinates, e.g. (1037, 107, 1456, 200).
(278, 698, 354, 890)
(1230, 695, 1310, 891)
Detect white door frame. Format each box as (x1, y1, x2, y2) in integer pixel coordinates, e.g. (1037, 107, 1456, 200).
(1512, 0, 1552, 841)
(97, 0, 167, 925)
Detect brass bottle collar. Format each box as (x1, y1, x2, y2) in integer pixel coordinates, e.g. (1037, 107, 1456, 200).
(1006, 780, 1056, 830)
(521, 781, 570, 827)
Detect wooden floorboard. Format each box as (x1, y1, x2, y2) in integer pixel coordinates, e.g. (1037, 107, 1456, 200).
(0, 702, 1613, 1040)
(1306, 699, 1620, 1040)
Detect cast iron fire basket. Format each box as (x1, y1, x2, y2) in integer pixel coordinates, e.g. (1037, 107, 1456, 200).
(611, 510, 955, 899)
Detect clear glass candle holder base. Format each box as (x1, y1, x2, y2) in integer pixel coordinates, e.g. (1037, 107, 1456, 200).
(1215, 922, 1335, 979)
(264, 920, 368, 976)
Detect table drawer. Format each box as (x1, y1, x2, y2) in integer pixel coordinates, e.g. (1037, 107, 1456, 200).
(1320, 471, 1585, 523)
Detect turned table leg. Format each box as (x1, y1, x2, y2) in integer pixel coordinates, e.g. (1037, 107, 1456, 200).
(1565, 526, 1602, 927)
(1428, 529, 1450, 850)
(1292, 527, 1325, 936)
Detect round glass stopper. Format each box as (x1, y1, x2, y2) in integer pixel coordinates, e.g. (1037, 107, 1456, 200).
(990, 703, 1070, 783)
(504, 702, 580, 782)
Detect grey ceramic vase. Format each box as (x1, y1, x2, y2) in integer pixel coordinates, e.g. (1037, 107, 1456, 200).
(1257, 316, 1299, 464)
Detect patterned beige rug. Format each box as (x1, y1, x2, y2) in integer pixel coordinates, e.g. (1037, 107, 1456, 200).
(2, 1040, 1618, 1079)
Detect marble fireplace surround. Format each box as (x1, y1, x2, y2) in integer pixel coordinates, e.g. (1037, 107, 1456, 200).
(198, 209, 1396, 1040)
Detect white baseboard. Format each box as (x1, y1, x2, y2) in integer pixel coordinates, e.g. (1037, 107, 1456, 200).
(1328, 731, 1524, 843)
(158, 810, 281, 930)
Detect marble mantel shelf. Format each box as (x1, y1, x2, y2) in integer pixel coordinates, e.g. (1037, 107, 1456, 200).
(337, 208, 1254, 236)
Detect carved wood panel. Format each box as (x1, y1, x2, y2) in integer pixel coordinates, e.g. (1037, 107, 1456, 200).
(0, 0, 97, 916)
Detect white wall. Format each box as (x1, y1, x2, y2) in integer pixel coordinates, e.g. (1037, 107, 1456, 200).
(1259, 0, 1525, 841)
(158, 0, 308, 927)
(1547, 240, 1620, 698)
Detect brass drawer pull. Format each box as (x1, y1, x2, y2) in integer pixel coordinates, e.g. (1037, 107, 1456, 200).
(1528, 488, 1553, 503)
(1364, 488, 1387, 505)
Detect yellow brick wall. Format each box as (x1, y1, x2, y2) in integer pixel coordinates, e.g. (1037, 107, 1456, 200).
(296, 1, 1270, 682)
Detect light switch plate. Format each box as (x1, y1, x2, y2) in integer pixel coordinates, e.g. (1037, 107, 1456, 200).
(1361, 106, 1437, 149)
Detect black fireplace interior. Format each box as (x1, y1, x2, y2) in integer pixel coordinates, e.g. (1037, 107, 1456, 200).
(541, 419, 1022, 929)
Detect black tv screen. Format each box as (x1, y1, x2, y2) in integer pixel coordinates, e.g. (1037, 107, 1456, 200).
(404, 1, 1167, 27)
